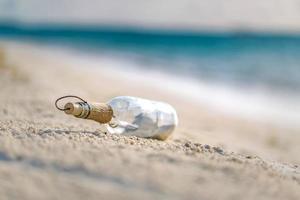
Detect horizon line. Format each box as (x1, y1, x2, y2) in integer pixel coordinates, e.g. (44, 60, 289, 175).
(1, 21, 300, 38)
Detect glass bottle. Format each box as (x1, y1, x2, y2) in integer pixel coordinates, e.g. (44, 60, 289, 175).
(61, 96, 178, 140)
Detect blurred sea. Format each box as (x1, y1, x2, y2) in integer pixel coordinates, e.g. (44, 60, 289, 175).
(1, 24, 300, 94)
(1, 24, 300, 125)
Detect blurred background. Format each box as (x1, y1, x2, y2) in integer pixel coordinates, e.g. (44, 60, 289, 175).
(2, 2, 300, 199)
(1, 0, 300, 126)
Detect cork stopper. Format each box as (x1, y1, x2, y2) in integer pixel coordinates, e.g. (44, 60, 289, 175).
(64, 102, 83, 116)
(64, 102, 113, 124)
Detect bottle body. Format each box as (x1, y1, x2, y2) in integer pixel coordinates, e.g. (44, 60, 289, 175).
(106, 96, 178, 140)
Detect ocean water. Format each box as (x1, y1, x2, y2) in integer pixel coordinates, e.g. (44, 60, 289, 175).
(1, 24, 300, 94)
(1, 24, 300, 125)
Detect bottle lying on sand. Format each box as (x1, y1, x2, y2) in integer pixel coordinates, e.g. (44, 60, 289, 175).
(56, 96, 178, 140)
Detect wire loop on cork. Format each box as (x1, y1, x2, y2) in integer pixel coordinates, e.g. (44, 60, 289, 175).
(55, 95, 114, 124)
(55, 95, 87, 111)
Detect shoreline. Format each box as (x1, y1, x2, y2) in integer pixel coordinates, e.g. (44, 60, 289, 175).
(10, 40, 300, 128)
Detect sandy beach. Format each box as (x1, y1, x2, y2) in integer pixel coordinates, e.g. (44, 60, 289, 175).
(0, 42, 299, 200)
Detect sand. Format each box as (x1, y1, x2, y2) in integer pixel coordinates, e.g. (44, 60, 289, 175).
(0, 42, 299, 200)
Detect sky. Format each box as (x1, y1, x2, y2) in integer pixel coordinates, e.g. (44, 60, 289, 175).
(1, 0, 300, 32)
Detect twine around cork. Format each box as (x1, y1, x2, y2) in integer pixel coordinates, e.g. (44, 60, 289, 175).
(55, 95, 113, 124)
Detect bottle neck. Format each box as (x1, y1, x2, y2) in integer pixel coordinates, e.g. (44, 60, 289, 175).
(64, 102, 113, 124)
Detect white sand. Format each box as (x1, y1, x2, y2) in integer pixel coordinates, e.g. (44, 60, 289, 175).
(0, 42, 299, 200)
